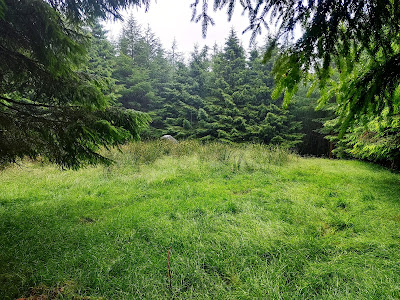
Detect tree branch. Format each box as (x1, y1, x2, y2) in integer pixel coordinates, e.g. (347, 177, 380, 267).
(0, 95, 81, 109)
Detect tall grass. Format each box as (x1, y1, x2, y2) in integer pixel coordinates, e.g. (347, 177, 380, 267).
(1, 141, 399, 299)
(107, 140, 293, 171)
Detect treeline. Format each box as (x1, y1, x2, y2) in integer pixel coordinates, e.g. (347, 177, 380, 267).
(87, 16, 399, 167)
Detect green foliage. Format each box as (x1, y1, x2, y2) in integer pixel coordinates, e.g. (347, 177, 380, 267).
(332, 114, 400, 168)
(0, 0, 150, 168)
(159, 30, 303, 146)
(86, 14, 400, 164)
(86, 20, 117, 98)
(45, 0, 149, 23)
(86, 15, 400, 163)
(0, 97, 150, 169)
(110, 25, 304, 147)
(191, 0, 400, 132)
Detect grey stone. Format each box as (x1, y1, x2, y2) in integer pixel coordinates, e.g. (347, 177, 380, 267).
(160, 135, 178, 144)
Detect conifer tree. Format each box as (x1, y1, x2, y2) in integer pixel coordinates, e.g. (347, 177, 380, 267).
(197, 30, 302, 146)
(191, 1, 400, 131)
(0, 0, 150, 168)
(335, 115, 400, 168)
(188, 45, 211, 100)
(204, 30, 248, 142)
(86, 21, 118, 100)
(119, 14, 142, 61)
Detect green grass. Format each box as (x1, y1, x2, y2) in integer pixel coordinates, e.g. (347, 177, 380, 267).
(1, 141, 400, 299)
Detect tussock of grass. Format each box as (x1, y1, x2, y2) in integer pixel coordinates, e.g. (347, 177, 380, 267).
(0, 141, 399, 299)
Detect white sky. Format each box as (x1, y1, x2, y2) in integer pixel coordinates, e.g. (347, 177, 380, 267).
(103, 0, 265, 59)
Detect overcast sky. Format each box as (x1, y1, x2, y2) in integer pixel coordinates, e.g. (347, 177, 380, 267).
(103, 0, 265, 59)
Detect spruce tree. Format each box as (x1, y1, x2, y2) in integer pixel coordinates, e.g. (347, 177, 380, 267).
(0, 0, 150, 168)
(86, 21, 118, 100)
(204, 30, 248, 142)
(191, 0, 400, 131)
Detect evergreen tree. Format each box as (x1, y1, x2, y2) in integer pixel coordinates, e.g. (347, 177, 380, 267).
(203, 30, 248, 142)
(139, 25, 162, 66)
(86, 21, 118, 100)
(198, 30, 302, 146)
(148, 44, 212, 140)
(336, 115, 400, 168)
(158, 61, 199, 138)
(0, 0, 150, 169)
(114, 18, 165, 113)
(168, 38, 184, 68)
(113, 18, 175, 138)
(188, 45, 211, 100)
(192, 0, 400, 131)
(118, 14, 142, 61)
(245, 48, 303, 147)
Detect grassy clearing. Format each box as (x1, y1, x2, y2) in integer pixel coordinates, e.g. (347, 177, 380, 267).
(1, 141, 399, 299)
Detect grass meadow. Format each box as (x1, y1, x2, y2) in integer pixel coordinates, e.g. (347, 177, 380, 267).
(1, 141, 400, 299)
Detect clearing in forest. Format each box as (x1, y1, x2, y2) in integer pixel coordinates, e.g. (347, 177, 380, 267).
(1, 141, 399, 299)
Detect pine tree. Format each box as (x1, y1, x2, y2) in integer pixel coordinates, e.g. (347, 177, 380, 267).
(192, 0, 400, 131)
(159, 61, 198, 138)
(0, 0, 150, 168)
(86, 21, 118, 100)
(189, 45, 211, 99)
(150, 44, 211, 140)
(203, 30, 248, 142)
(168, 38, 184, 68)
(119, 14, 142, 61)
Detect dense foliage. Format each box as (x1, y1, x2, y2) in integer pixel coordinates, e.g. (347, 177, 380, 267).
(192, 0, 400, 129)
(0, 0, 150, 169)
(96, 18, 305, 148)
(189, 0, 400, 167)
(84, 16, 399, 166)
(326, 111, 400, 168)
(2, 0, 398, 168)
